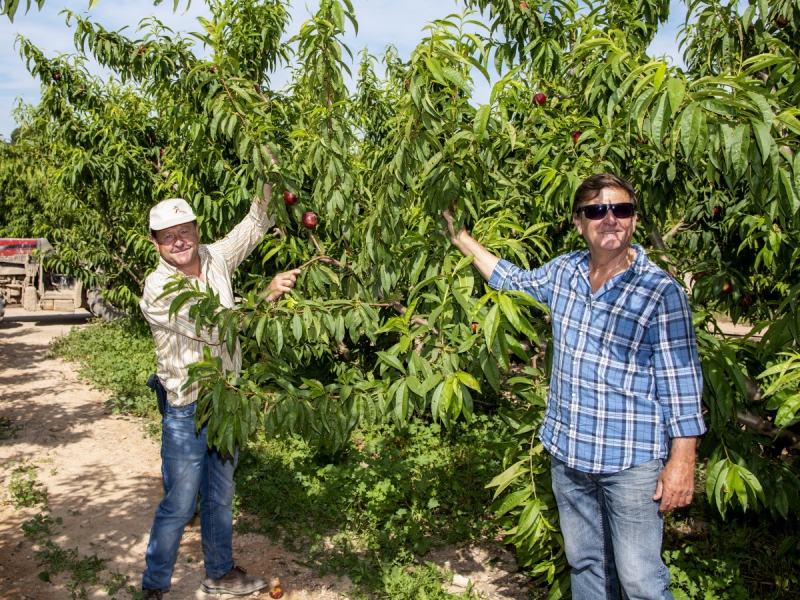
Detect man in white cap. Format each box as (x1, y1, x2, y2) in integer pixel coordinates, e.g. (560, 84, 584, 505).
(139, 183, 300, 599)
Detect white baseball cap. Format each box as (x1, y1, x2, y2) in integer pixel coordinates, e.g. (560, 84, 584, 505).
(149, 198, 197, 231)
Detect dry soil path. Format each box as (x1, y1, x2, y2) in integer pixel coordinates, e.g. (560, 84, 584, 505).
(0, 308, 531, 600)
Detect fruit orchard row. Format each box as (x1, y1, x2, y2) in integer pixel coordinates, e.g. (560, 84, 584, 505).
(1, 0, 799, 593)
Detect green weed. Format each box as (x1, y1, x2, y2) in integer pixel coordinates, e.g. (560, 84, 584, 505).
(7, 463, 47, 508)
(0, 415, 23, 440)
(665, 512, 800, 599)
(235, 415, 508, 597)
(22, 513, 62, 543)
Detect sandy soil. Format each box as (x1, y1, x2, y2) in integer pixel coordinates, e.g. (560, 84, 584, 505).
(0, 308, 532, 600)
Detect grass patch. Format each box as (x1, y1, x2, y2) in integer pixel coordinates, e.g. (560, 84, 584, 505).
(235, 416, 508, 596)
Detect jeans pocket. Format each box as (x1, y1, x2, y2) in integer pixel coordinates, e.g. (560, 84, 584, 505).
(163, 402, 197, 420)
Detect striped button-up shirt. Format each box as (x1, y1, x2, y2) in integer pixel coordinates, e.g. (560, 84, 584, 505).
(488, 245, 706, 474)
(140, 200, 274, 406)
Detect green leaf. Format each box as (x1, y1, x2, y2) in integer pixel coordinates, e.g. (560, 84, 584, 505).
(484, 303, 500, 349)
(376, 350, 406, 374)
(473, 104, 490, 141)
(650, 92, 670, 151)
(486, 459, 527, 497)
(492, 485, 533, 518)
(751, 119, 772, 165)
(776, 111, 800, 136)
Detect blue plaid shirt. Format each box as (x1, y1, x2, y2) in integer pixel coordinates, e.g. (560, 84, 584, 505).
(489, 245, 706, 474)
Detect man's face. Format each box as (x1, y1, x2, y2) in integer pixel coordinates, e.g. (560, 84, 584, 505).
(151, 221, 200, 274)
(572, 186, 637, 255)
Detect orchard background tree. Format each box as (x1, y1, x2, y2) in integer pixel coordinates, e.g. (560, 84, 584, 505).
(1, 0, 799, 597)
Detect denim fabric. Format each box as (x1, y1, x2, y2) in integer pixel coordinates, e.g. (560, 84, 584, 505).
(551, 457, 673, 600)
(141, 402, 237, 591)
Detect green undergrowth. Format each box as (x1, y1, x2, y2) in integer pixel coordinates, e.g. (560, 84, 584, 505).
(50, 318, 159, 421)
(234, 416, 509, 597)
(663, 507, 800, 600)
(48, 320, 800, 599)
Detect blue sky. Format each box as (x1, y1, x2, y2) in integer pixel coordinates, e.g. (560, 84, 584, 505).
(0, 0, 688, 139)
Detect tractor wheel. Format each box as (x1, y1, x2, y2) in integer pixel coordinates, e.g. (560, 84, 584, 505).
(86, 288, 126, 321)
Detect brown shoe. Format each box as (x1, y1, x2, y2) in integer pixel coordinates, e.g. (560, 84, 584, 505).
(200, 565, 268, 596)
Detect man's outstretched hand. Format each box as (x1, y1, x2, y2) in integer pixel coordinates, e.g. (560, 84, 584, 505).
(441, 208, 466, 244)
(262, 268, 301, 302)
(258, 145, 281, 212)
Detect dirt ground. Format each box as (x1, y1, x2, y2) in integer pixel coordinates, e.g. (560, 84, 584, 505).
(0, 308, 532, 600)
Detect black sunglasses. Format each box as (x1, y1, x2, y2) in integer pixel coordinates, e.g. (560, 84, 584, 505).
(575, 203, 636, 220)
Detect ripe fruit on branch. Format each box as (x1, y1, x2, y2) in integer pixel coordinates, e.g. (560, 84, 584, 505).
(301, 211, 318, 229)
(472, 322, 478, 334)
(52, 72, 61, 82)
(721, 280, 732, 294)
(742, 294, 753, 309)
(520, 1, 529, 8)
(160, 148, 166, 156)
(283, 190, 298, 206)
(137, 46, 146, 56)
(775, 15, 789, 27)
(572, 130, 582, 144)
(533, 92, 547, 106)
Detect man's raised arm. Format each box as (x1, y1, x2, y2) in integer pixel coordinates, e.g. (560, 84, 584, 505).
(442, 209, 501, 281)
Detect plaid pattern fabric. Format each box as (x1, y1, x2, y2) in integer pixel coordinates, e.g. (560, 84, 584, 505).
(489, 245, 706, 474)
(140, 201, 274, 406)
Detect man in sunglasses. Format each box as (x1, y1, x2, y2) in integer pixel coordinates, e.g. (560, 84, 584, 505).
(443, 173, 705, 600)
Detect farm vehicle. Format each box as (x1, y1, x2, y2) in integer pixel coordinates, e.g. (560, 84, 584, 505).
(0, 238, 120, 322)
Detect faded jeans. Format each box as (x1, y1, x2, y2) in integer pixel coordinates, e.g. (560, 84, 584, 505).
(141, 401, 237, 591)
(551, 456, 673, 600)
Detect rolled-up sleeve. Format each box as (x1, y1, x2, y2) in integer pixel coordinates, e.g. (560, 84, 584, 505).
(648, 284, 706, 439)
(209, 200, 275, 272)
(488, 259, 554, 306)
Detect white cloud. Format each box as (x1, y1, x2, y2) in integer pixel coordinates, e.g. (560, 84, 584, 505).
(0, 0, 685, 139)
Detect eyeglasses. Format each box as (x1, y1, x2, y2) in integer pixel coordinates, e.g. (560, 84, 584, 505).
(575, 203, 636, 220)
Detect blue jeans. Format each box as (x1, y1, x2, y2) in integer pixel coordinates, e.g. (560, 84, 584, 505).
(142, 402, 237, 591)
(551, 457, 673, 600)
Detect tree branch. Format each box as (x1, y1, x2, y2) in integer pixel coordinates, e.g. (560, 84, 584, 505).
(662, 218, 687, 243)
(736, 410, 800, 451)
